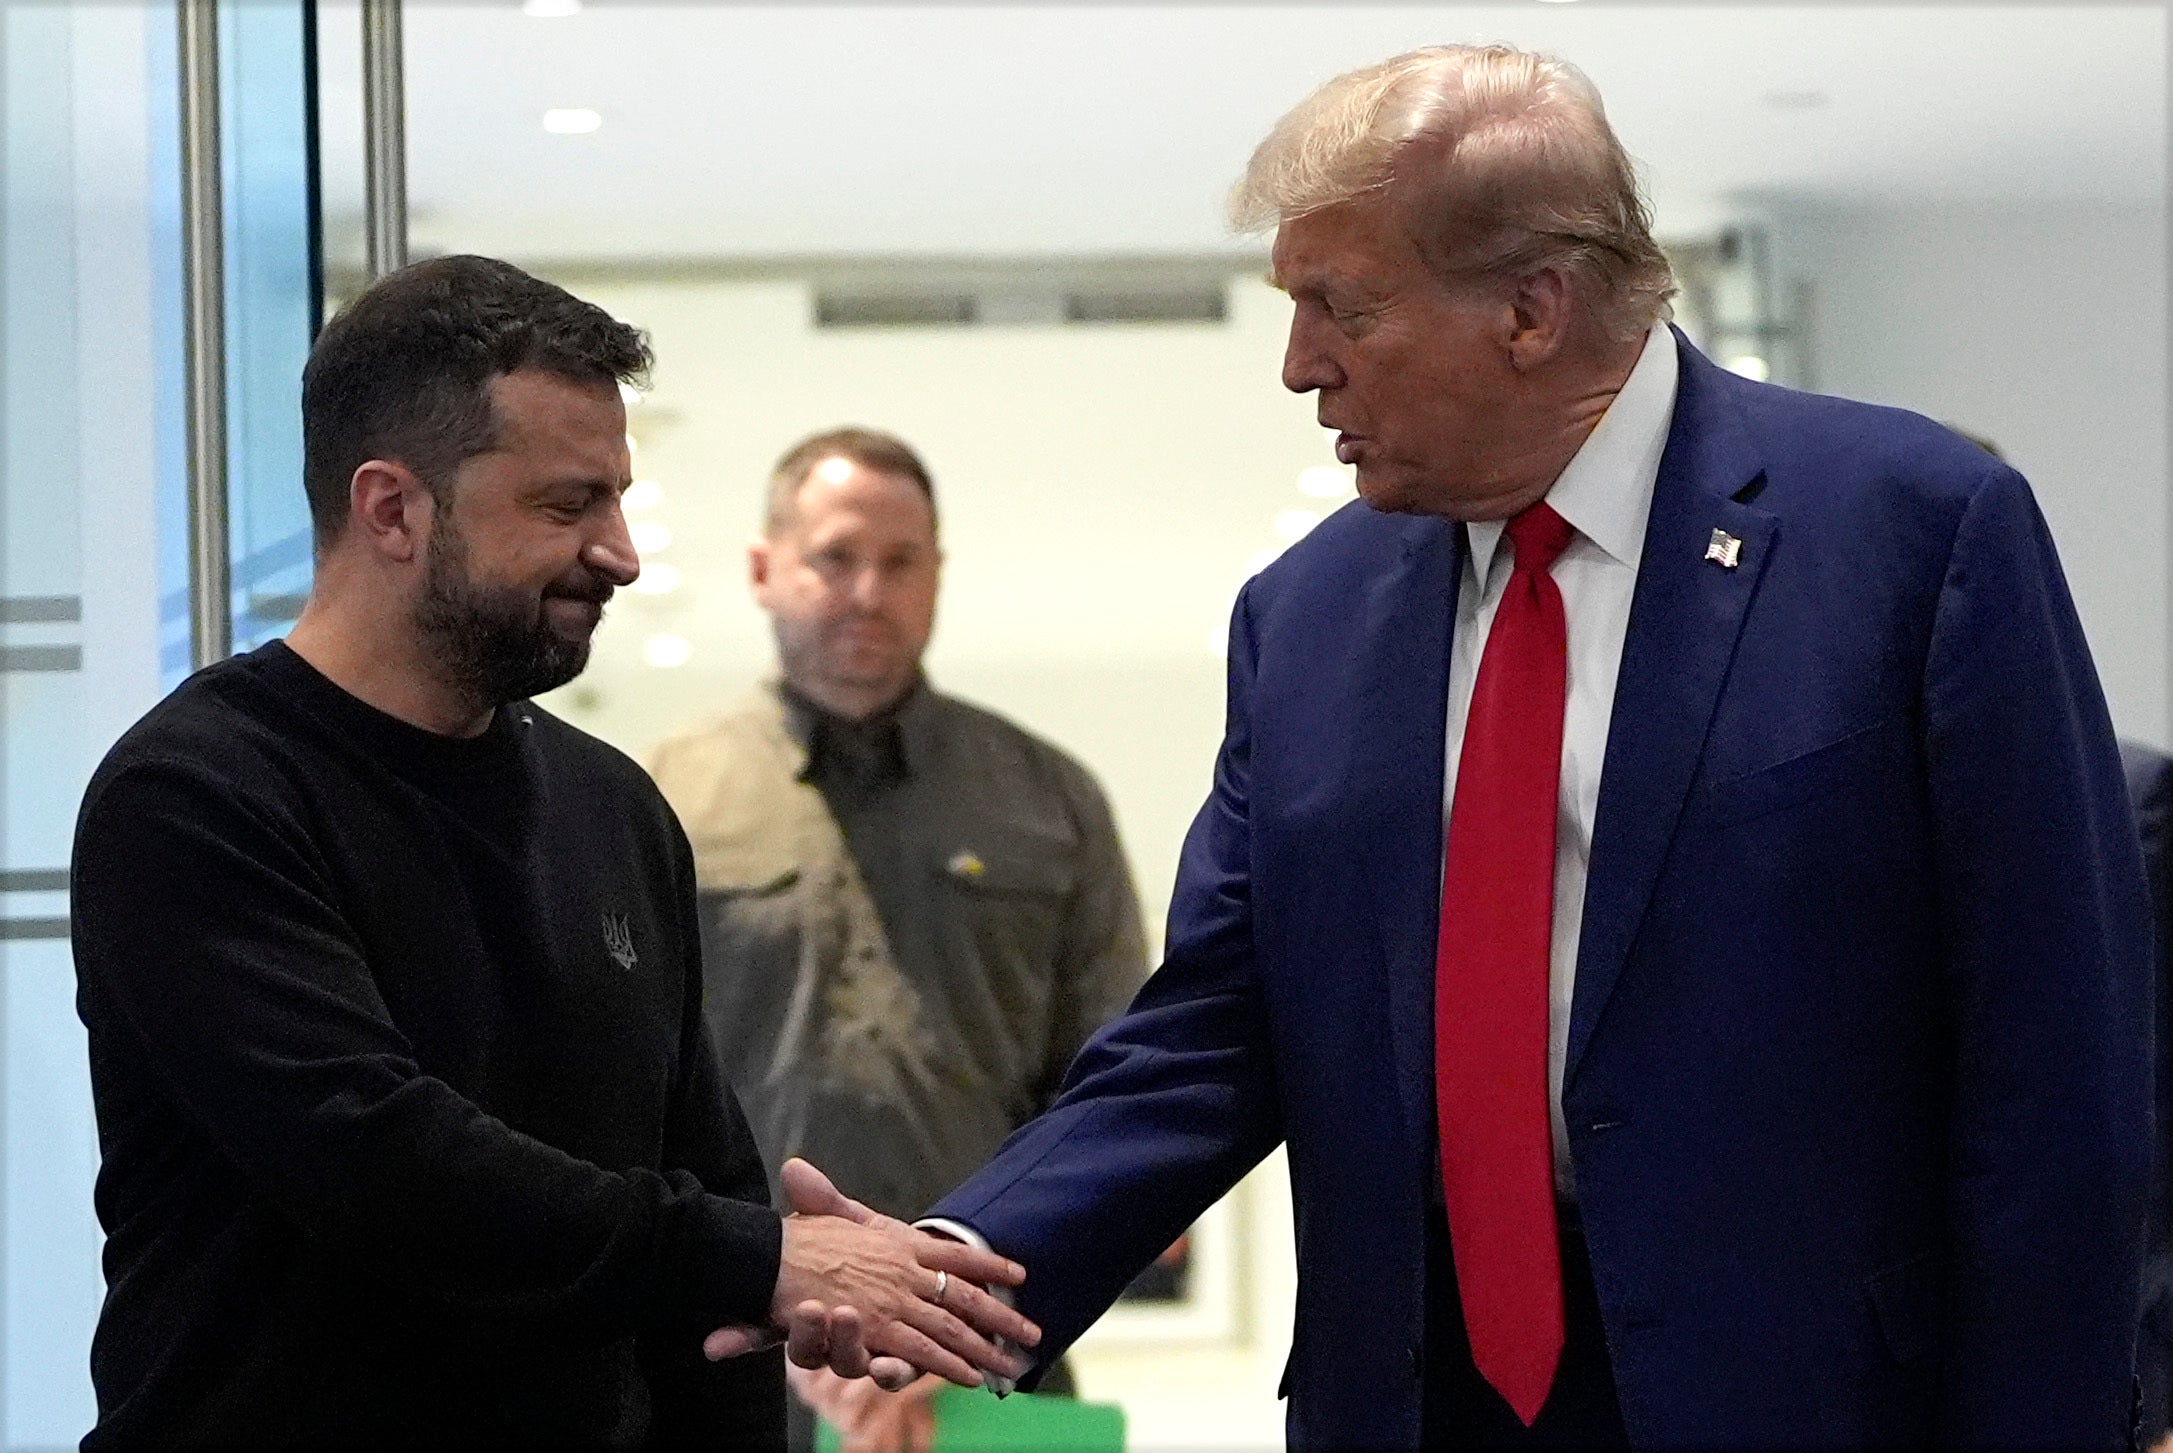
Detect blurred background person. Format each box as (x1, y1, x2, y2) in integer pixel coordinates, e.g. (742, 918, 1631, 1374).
(647, 427, 1148, 1452)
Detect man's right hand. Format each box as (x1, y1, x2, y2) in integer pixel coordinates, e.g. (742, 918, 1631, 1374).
(704, 1159, 1038, 1389)
(788, 1363, 944, 1453)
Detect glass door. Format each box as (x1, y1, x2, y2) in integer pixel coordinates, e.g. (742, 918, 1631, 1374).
(0, 2, 314, 1444)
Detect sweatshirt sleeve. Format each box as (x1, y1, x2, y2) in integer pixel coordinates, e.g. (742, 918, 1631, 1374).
(70, 752, 783, 1345)
(641, 818, 787, 1448)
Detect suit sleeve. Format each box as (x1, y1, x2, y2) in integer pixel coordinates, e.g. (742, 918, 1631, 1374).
(926, 580, 1287, 1371)
(641, 824, 787, 1450)
(70, 755, 783, 1347)
(1922, 466, 2154, 1448)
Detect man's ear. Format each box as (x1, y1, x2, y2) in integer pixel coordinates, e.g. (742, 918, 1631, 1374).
(747, 537, 772, 600)
(1505, 266, 1574, 370)
(349, 459, 434, 563)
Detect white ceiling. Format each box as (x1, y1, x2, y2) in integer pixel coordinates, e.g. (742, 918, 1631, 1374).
(314, 2, 2169, 266)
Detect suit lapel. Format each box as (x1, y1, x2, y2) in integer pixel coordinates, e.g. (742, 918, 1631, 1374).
(1358, 514, 1459, 1148)
(1567, 340, 1775, 1088)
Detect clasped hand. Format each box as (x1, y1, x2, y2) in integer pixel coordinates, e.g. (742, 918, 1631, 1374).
(705, 1159, 1038, 1392)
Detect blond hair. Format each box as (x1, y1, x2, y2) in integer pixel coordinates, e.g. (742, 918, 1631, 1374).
(1231, 44, 1675, 341)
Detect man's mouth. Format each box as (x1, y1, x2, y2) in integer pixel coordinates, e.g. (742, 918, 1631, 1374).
(1334, 432, 1365, 465)
(544, 593, 607, 632)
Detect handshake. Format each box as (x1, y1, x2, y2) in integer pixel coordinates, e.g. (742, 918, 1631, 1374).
(704, 1159, 1039, 1395)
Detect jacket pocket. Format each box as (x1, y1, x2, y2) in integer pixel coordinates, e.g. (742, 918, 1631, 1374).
(1864, 1250, 1944, 1367)
(1685, 717, 1908, 830)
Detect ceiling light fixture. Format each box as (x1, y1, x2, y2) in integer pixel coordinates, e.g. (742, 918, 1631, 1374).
(1298, 465, 1355, 500)
(642, 634, 692, 669)
(1274, 509, 1323, 543)
(1726, 355, 1772, 382)
(630, 562, 681, 595)
(543, 108, 603, 136)
(630, 520, 672, 553)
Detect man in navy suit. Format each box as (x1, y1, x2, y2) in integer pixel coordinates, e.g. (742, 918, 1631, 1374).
(771, 43, 2152, 1449)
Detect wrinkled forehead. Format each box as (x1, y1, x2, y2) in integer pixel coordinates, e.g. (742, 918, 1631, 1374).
(485, 368, 627, 452)
(1266, 190, 1433, 291)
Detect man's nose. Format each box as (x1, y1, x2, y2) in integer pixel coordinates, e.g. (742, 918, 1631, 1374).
(1282, 315, 1341, 395)
(846, 564, 886, 608)
(584, 504, 641, 587)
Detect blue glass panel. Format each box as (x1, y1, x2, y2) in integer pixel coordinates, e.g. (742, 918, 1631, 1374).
(2, 1, 312, 1446)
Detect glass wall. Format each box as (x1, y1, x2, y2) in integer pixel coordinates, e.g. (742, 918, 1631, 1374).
(0, 2, 313, 1445)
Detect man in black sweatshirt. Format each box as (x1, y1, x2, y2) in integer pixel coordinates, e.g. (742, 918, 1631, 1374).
(68, 256, 1035, 1450)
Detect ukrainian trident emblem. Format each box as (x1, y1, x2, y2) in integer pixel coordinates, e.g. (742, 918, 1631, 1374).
(602, 913, 638, 971)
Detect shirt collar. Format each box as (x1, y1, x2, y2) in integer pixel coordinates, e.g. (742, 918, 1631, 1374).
(1464, 322, 1679, 583)
(774, 675, 934, 780)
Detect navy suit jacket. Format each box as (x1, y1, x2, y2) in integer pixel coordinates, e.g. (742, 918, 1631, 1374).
(932, 333, 2152, 1449)
(2123, 740, 2173, 1442)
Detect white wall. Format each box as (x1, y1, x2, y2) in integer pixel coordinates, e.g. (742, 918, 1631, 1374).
(1768, 200, 2171, 745)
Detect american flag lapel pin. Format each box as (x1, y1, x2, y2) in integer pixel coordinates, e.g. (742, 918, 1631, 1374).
(1705, 528, 1743, 569)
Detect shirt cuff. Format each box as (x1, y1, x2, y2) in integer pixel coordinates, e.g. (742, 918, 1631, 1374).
(912, 1216, 991, 1253)
(911, 1216, 1019, 1396)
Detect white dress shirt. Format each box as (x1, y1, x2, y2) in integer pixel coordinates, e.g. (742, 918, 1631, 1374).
(1444, 323, 1679, 1196)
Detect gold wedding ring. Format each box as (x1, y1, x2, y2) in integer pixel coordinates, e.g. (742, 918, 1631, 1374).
(932, 1270, 949, 1305)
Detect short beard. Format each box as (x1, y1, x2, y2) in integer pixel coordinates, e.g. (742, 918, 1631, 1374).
(412, 508, 601, 712)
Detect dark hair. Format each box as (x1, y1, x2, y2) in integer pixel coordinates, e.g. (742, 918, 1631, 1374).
(301, 255, 652, 549)
(764, 426, 938, 534)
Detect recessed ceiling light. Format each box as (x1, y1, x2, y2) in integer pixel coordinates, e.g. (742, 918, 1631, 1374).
(522, 0, 581, 16)
(642, 633, 692, 669)
(623, 478, 663, 510)
(624, 432, 638, 455)
(630, 562, 681, 595)
(619, 381, 643, 408)
(543, 108, 602, 135)
(1726, 355, 1772, 382)
(630, 520, 672, 553)
(1298, 465, 1355, 500)
(1274, 509, 1323, 543)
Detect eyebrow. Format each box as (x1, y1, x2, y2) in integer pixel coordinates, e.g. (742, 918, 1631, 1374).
(528, 473, 626, 499)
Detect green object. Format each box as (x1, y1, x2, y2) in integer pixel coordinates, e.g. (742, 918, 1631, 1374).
(814, 1388, 1125, 1452)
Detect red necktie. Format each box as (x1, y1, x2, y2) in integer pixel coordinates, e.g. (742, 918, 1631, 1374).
(1435, 501, 1573, 1427)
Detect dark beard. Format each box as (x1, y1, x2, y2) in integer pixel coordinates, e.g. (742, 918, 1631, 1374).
(412, 513, 603, 711)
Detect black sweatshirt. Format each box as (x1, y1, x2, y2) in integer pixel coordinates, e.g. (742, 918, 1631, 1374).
(70, 642, 785, 1450)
